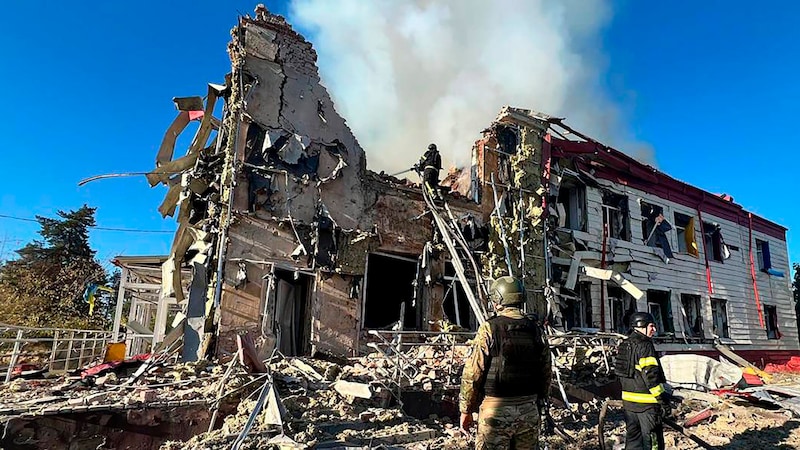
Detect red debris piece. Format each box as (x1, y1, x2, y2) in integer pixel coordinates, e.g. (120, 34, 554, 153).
(684, 407, 714, 427)
(742, 372, 764, 386)
(81, 353, 151, 379)
(765, 356, 800, 374)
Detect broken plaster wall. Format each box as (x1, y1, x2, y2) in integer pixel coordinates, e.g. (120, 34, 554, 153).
(233, 13, 368, 230)
(211, 7, 494, 357)
(215, 9, 376, 357)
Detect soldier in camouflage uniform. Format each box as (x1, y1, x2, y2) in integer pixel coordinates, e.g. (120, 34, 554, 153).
(459, 276, 552, 449)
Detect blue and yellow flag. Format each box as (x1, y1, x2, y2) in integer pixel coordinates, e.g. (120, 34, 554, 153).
(83, 283, 115, 315)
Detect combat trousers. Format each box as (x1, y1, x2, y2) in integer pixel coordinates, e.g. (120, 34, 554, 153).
(476, 395, 539, 450)
(624, 406, 664, 450)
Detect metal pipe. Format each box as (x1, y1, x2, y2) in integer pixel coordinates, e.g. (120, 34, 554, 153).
(4, 330, 23, 382)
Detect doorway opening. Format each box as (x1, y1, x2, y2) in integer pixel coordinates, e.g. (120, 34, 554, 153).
(363, 253, 419, 329)
(272, 269, 314, 356)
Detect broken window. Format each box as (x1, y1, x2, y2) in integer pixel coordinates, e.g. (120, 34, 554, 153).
(608, 285, 636, 334)
(640, 201, 673, 259)
(363, 253, 418, 329)
(556, 179, 586, 231)
(675, 212, 698, 255)
(680, 294, 704, 338)
(563, 282, 593, 329)
(766, 305, 781, 340)
(647, 290, 674, 335)
(711, 298, 730, 338)
(756, 239, 771, 272)
(703, 222, 727, 262)
(602, 192, 630, 241)
(442, 262, 478, 331)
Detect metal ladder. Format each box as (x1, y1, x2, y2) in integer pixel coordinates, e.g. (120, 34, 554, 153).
(420, 184, 489, 325)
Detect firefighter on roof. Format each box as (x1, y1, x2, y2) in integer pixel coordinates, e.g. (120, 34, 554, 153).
(417, 143, 442, 199)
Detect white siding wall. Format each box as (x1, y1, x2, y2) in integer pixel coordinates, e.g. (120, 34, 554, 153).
(572, 180, 797, 351)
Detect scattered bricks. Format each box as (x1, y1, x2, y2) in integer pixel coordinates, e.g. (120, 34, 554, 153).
(138, 389, 157, 403)
(684, 407, 714, 427)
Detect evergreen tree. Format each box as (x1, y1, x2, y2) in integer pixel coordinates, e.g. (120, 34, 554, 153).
(0, 206, 111, 329)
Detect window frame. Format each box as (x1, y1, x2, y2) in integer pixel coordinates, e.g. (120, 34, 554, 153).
(556, 180, 587, 232)
(703, 221, 723, 262)
(674, 212, 692, 254)
(680, 293, 704, 338)
(756, 239, 772, 272)
(765, 305, 780, 340)
(602, 192, 630, 241)
(710, 298, 730, 339)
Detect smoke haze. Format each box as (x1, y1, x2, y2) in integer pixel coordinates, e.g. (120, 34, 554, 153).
(289, 0, 653, 172)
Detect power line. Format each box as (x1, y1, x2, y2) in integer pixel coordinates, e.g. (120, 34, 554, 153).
(0, 213, 174, 234)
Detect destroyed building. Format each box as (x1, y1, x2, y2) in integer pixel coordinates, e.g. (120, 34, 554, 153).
(117, 5, 798, 368)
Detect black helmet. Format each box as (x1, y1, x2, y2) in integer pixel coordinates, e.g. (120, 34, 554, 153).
(428, 143, 437, 151)
(489, 276, 524, 306)
(630, 312, 655, 328)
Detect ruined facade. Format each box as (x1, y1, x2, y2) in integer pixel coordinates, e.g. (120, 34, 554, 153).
(136, 7, 797, 365)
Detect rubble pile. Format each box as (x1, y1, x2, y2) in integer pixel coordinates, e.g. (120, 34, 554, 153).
(358, 338, 472, 391)
(549, 331, 622, 388)
(0, 357, 258, 449)
(0, 359, 250, 414)
(163, 355, 471, 450)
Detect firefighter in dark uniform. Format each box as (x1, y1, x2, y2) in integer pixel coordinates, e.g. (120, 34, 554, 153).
(616, 312, 668, 450)
(417, 143, 442, 199)
(459, 276, 552, 449)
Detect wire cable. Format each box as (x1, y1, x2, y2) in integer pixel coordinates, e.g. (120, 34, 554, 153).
(0, 213, 174, 234)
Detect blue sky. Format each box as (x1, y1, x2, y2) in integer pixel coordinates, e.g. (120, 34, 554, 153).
(1, 1, 798, 270)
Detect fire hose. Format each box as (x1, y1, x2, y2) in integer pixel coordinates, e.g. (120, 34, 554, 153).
(598, 399, 714, 450)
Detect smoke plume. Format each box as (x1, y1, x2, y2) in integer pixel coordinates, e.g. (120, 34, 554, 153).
(289, 0, 651, 172)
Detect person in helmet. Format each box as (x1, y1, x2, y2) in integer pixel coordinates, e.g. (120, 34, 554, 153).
(417, 143, 442, 199)
(458, 276, 552, 449)
(616, 312, 668, 450)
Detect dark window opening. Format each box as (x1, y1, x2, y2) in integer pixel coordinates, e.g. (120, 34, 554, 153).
(556, 179, 586, 231)
(272, 269, 313, 356)
(647, 290, 674, 335)
(756, 239, 772, 272)
(703, 222, 724, 262)
(640, 202, 661, 245)
(443, 262, 478, 331)
(675, 212, 694, 254)
(602, 192, 630, 241)
(364, 253, 418, 329)
(766, 305, 781, 340)
(680, 294, 704, 338)
(608, 285, 636, 334)
(563, 282, 593, 329)
(494, 126, 518, 186)
(711, 298, 730, 338)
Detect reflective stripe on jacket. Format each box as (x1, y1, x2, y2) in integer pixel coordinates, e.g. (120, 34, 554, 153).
(620, 331, 667, 407)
